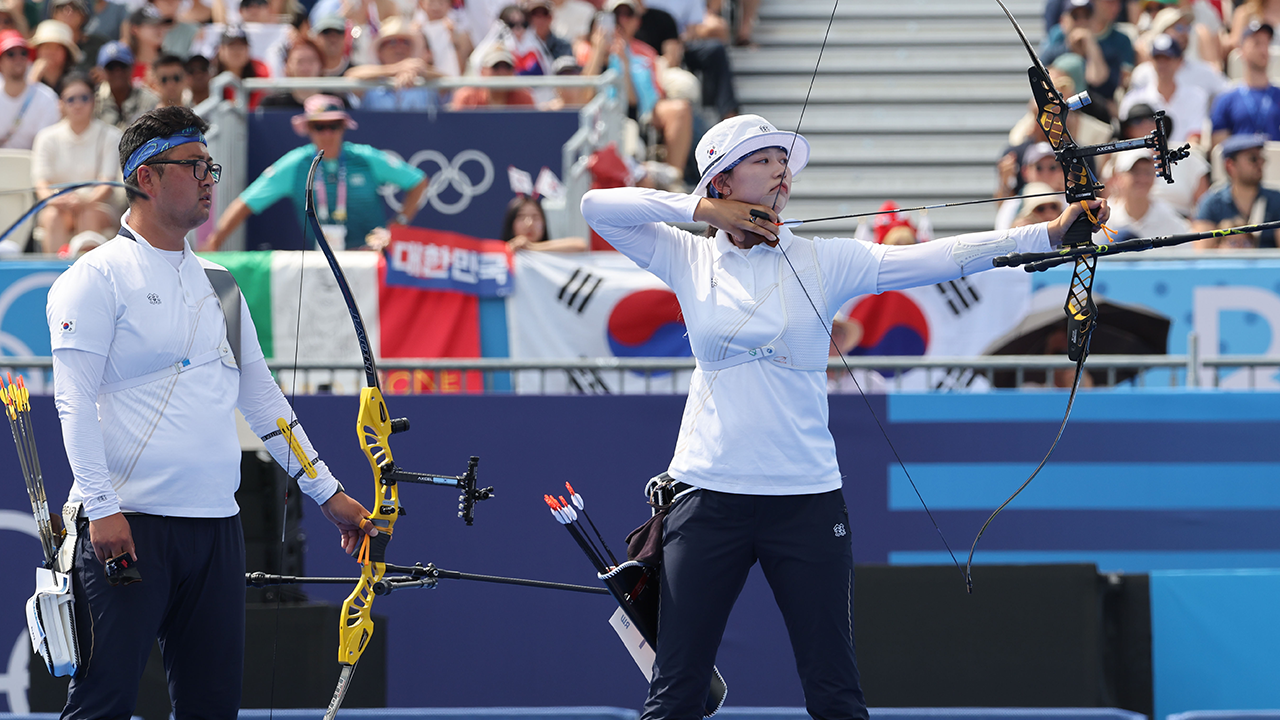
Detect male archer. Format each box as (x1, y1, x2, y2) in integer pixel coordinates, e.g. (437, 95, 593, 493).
(44, 105, 377, 717)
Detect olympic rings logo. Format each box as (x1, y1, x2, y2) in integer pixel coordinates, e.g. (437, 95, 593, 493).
(379, 149, 495, 216)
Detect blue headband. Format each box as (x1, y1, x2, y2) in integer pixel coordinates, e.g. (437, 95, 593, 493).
(123, 127, 207, 180)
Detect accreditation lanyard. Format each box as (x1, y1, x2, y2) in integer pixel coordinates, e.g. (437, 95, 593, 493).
(313, 155, 348, 224)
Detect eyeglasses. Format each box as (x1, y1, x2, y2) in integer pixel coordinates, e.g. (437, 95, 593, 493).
(504, 18, 527, 29)
(61, 93, 92, 104)
(309, 121, 345, 132)
(158, 72, 184, 84)
(145, 158, 222, 183)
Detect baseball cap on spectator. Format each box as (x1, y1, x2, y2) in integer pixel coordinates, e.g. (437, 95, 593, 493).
(1123, 102, 1157, 124)
(1242, 19, 1274, 41)
(312, 15, 345, 33)
(605, 0, 639, 12)
(130, 4, 169, 26)
(31, 20, 83, 62)
(1112, 149, 1153, 174)
(481, 45, 515, 69)
(221, 24, 249, 45)
(291, 93, 357, 135)
(1050, 54, 1085, 98)
(98, 40, 134, 67)
(1023, 141, 1055, 166)
(552, 56, 582, 74)
(0, 29, 27, 56)
(1150, 33, 1181, 59)
(1221, 133, 1267, 159)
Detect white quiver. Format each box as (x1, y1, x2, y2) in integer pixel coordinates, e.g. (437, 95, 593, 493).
(25, 503, 81, 677)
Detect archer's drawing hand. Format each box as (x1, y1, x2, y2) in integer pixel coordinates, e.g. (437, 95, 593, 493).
(694, 198, 780, 248)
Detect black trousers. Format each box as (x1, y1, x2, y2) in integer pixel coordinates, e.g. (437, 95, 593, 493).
(62, 514, 246, 720)
(641, 489, 868, 720)
(683, 40, 740, 120)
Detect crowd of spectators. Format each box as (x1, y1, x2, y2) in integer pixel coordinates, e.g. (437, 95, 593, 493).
(997, 0, 1280, 249)
(0, 0, 752, 254)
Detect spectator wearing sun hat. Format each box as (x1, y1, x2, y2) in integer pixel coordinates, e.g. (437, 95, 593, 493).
(28, 20, 82, 90)
(207, 94, 429, 251)
(0, 31, 62, 150)
(345, 15, 443, 111)
(450, 44, 536, 108)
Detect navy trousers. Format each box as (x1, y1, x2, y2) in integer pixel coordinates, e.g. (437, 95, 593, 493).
(641, 489, 868, 720)
(62, 514, 245, 720)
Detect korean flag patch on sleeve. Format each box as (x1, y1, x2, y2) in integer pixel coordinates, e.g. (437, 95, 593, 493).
(58, 320, 75, 334)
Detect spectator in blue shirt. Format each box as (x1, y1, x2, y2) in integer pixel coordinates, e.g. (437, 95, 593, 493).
(1041, 0, 1134, 122)
(1210, 20, 1280, 147)
(1193, 133, 1280, 248)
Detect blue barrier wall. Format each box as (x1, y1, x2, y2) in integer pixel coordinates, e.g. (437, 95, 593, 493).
(1, 391, 1277, 711)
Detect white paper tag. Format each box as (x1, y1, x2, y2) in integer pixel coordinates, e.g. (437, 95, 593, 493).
(609, 607, 656, 682)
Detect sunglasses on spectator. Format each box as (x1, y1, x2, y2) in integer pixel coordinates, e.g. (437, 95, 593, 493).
(158, 72, 184, 84)
(309, 121, 345, 132)
(504, 18, 527, 28)
(61, 93, 92, 104)
(1, 48, 26, 60)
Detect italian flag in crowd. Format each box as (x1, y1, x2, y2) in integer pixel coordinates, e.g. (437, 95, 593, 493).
(207, 251, 482, 394)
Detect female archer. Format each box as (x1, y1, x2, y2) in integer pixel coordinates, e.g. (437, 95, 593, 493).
(580, 113, 1107, 720)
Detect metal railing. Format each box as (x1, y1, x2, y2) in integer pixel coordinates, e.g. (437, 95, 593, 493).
(193, 71, 626, 251)
(4, 355, 1279, 396)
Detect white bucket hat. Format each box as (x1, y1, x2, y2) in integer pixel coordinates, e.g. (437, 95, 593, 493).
(693, 114, 810, 198)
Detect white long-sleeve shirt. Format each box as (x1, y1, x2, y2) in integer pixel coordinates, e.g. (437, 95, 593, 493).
(46, 216, 342, 520)
(581, 187, 1051, 495)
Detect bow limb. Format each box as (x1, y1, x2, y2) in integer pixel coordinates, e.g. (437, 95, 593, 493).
(302, 152, 403, 717)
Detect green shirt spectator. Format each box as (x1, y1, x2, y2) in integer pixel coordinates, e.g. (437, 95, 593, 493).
(207, 94, 430, 250)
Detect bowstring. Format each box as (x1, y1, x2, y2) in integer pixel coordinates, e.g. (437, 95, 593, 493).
(758, 0, 967, 582)
(266, 159, 315, 719)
